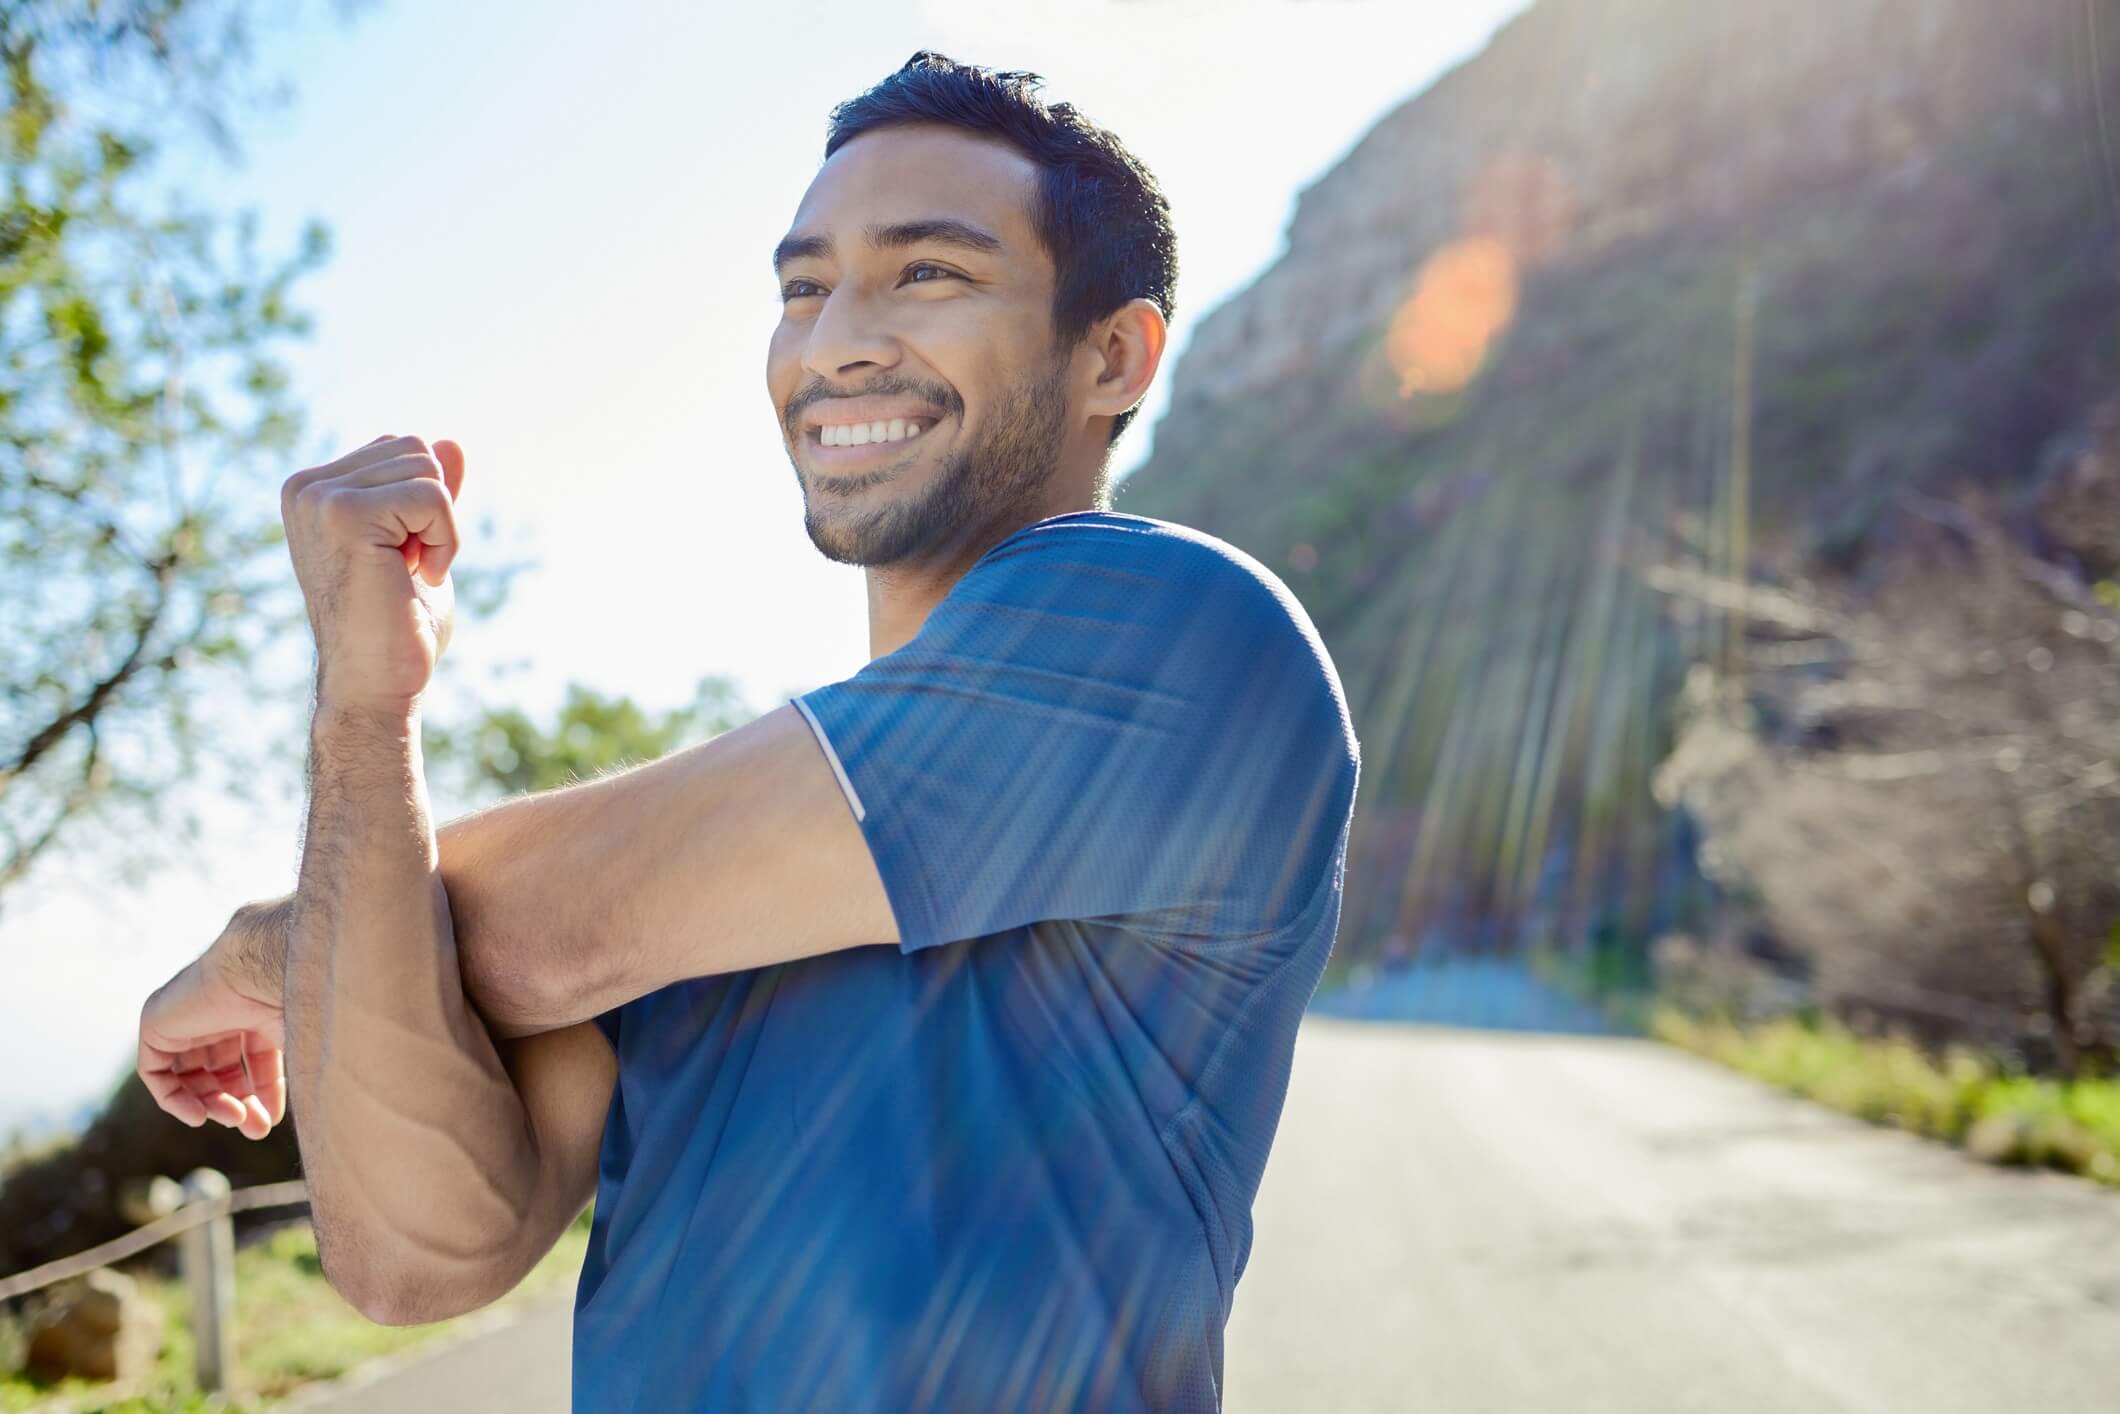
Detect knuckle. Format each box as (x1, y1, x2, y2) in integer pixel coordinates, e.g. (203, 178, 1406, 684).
(316, 487, 359, 526)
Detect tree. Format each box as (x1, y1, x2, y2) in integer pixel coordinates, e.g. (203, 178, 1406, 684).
(0, 0, 532, 914)
(1649, 408, 2120, 1076)
(422, 674, 759, 807)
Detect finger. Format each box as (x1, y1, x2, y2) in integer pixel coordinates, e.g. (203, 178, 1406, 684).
(178, 1067, 254, 1129)
(173, 1038, 240, 1073)
(250, 1045, 288, 1126)
(433, 439, 466, 505)
(339, 478, 460, 586)
(321, 457, 457, 580)
(328, 452, 451, 575)
(179, 1061, 251, 1107)
(281, 434, 417, 505)
(202, 1093, 249, 1127)
(329, 450, 445, 491)
(139, 1057, 209, 1127)
(154, 1035, 281, 1134)
(139, 1028, 203, 1126)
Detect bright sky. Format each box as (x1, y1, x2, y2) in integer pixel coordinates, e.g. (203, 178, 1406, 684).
(0, 0, 1524, 1131)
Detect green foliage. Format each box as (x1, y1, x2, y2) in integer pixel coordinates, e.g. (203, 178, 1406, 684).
(0, 0, 388, 909)
(1654, 1005, 2120, 1188)
(424, 675, 758, 804)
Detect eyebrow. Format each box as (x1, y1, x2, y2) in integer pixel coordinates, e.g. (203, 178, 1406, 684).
(772, 218, 1005, 276)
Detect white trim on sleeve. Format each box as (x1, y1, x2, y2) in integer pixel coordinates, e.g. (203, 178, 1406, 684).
(792, 694, 867, 824)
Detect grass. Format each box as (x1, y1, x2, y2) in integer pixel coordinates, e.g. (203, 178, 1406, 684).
(0, 1205, 593, 1412)
(1651, 1004, 2120, 1189)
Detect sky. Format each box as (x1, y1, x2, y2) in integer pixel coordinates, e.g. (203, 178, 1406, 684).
(0, 0, 1526, 1133)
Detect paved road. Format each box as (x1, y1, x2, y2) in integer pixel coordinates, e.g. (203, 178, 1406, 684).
(299, 1017, 2120, 1411)
(1230, 1018, 2120, 1412)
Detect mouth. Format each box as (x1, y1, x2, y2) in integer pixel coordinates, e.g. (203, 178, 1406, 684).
(803, 414, 947, 468)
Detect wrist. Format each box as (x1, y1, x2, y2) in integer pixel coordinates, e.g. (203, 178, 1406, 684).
(313, 691, 422, 734)
(214, 897, 291, 1002)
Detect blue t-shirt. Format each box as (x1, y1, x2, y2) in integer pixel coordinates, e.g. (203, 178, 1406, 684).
(571, 510, 1361, 1413)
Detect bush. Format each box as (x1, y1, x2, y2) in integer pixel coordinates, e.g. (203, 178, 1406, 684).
(1652, 1004, 2120, 1188)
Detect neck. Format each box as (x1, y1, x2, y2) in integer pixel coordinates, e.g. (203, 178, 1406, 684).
(861, 480, 1103, 660)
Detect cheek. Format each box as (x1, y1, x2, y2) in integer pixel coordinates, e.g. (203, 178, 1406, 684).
(764, 339, 799, 414)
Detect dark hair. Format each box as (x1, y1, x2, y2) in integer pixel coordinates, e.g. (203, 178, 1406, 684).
(824, 52, 1177, 448)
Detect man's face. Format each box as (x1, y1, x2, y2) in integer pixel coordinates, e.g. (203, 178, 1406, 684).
(767, 123, 1083, 569)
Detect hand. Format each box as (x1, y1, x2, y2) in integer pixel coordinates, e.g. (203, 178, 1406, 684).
(138, 902, 289, 1139)
(280, 434, 468, 711)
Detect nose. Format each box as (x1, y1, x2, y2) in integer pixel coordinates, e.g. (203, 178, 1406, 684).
(800, 286, 901, 383)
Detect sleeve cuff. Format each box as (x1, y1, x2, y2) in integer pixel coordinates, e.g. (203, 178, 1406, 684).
(792, 688, 944, 953)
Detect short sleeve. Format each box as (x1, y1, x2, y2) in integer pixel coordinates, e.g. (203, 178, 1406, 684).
(792, 516, 1359, 953)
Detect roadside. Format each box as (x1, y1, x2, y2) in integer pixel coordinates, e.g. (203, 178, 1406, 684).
(0, 1211, 588, 1411)
(1228, 1017, 2120, 1412)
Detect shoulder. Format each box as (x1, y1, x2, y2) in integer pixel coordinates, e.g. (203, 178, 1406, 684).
(972, 509, 1275, 586)
(962, 511, 1359, 766)
(965, 511, 1329, 657)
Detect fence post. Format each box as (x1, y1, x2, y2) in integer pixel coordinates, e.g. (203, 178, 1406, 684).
(178, 1167, 235, 1394)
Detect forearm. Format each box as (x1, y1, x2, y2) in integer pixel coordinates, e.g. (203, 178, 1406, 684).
(283, 701, 539, 1322)
(229, 769, 624, 1041)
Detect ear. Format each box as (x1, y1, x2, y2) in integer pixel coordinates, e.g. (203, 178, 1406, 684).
(1079, 298, 1167, 427)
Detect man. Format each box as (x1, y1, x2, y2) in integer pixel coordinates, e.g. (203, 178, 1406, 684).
(137, 51, 1360, 1413)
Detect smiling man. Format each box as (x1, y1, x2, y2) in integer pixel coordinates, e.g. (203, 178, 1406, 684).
(137, 52, 1359, 1413)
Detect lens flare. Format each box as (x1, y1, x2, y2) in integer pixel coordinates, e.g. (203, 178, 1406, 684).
(1385, 237, 1519, 398)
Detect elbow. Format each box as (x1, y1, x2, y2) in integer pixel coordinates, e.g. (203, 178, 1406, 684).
(458, 932, 568, 1033)
(338, 1277, 428, 1329)
(321, 1236, 497, 1328)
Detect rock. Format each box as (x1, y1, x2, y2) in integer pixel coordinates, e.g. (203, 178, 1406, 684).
(23, 1267, 165, 1383)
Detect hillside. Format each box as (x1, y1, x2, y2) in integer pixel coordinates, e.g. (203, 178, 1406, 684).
(1115, 0, 2120, 964)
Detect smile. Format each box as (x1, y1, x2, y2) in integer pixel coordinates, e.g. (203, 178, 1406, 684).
(805, 417, 945, 465)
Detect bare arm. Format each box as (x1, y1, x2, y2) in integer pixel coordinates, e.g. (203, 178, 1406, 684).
(226, 698, 896, 1043)
(141, 435, 619, 1325)
(284, 701, 611, 1325)
(225, 770, 634, 1043)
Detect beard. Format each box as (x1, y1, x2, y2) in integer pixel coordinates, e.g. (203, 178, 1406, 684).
(790, 350, 1071, 570)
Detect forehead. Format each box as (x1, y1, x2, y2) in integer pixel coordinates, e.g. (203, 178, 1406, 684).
(781, 123, 1045, 270)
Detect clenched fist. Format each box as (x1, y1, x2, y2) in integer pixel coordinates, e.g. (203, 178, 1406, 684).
(281, 434, 467, 711)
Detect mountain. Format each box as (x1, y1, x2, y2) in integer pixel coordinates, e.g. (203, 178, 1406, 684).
(1115, 0, 2120, 968)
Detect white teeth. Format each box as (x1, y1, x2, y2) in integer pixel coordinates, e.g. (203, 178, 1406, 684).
(819, 417, 930, 448)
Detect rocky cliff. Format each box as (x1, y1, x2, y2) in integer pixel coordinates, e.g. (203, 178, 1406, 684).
(1116, 0, 2120, 965)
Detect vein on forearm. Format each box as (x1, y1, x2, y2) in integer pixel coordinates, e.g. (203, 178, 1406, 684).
(285, 702, 538, 1278)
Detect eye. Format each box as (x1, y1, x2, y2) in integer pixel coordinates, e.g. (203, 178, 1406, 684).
(780, 278, 824, 301)
(902, 262, 960, 285)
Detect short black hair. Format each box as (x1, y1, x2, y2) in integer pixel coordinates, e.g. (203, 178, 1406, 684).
(823, 52, 1177, 448)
